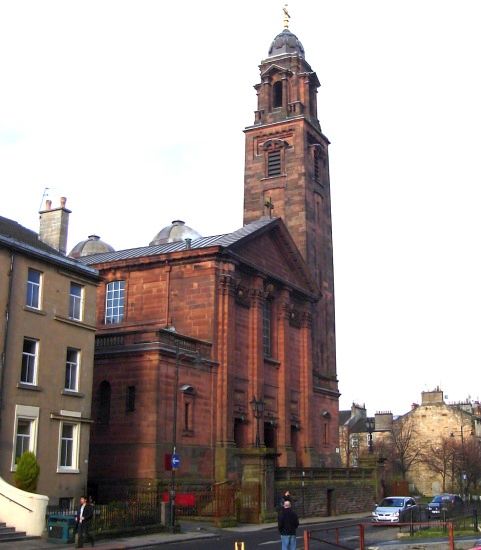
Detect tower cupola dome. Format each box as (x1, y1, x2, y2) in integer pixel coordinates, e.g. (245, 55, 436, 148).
(268, 29, 305, 58)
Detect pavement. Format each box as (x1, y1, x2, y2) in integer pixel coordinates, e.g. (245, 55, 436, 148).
(1, 513, 480, 550)
(0, 513, 367, 549)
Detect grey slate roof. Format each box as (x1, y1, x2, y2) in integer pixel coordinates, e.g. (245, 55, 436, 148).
(0, 215, 99, 279)
(80, 217, 276, 265)
(0, 216, 60, 255)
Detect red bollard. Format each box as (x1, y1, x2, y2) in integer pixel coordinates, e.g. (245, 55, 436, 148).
(359, 523, 365, 550)
(303, 529, 310, 550)
(448, 522, 454, 550)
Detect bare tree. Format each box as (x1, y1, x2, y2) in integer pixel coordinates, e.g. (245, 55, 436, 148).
(390, 415, 422, 479)
(458, 437, 481, 495)
(420, 436, 458, 492)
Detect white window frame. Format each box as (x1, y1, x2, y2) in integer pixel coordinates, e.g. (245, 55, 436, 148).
(26, 268, 42, 309)
(105, 280, 125, 324)
(69, 282, 84, 321)
(11, 405, 39, 471)
(57, 421, 80, 473)
(64, 348, 80, 392)
(21, 338, 39, 385)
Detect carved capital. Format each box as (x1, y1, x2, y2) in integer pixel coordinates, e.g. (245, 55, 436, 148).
(280, 300, 292, 321)
(301, 311, 313, 328)
(250, 288, 266, 307)
(218, 273, 237, 295)
(235, 284, 251, 308)
(289, 308, 302, 328)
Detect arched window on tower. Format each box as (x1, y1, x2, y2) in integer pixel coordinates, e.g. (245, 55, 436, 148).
(273, 81, 283, 108)
(97, 381, 111, 425)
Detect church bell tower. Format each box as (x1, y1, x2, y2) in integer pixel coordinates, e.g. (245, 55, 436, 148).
(243, 21, 338, 404)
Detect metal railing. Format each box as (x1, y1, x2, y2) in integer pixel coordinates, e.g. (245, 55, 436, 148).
(46, 501, 162, 533)
(0, 491, 33, 512)
(275, 467, 373, 481)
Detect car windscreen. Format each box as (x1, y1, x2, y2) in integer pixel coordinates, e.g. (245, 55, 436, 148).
(379, 498, 405, 507)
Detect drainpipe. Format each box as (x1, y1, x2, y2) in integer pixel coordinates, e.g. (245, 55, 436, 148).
(0, 251, 15, 428)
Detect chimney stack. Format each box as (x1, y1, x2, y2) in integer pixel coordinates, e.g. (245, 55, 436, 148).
(39, 196, 71, 254)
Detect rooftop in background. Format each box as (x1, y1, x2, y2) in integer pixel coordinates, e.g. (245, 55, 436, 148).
(0, 215, 99, 279)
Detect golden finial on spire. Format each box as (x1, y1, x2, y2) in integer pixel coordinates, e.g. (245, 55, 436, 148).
(283, 3, 290, 29)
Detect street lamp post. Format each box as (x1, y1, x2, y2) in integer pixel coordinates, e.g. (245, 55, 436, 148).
(250, 396, 265, 448)
(169, 337, 205, 531)
(366, 417, 375, 454)
(450, 424, 472, 498)
(170, 340, 181, 531)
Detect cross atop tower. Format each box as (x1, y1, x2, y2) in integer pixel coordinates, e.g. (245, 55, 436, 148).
(283, 4, 290, 29)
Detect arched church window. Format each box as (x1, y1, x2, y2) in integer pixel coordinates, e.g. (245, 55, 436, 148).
(273, 81, 283, 108)
(97, 380, 111, 424)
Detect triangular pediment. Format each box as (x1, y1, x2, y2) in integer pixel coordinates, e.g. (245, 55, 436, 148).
(260, 64, 293, 79)
(224, 218, 318, 298)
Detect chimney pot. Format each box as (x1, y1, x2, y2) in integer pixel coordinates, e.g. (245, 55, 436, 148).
(46, 199, 52, 210)
(60, 196, 67, 208)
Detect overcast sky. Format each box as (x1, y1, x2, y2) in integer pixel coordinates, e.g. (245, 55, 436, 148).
(1, 0, 480, 416)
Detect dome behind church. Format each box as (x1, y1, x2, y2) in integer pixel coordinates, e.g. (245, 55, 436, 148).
(150, 220, 202, 246)
(69, 235, 115, 258)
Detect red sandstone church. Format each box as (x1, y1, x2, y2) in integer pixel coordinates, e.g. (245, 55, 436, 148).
(75, 23, 340, 500)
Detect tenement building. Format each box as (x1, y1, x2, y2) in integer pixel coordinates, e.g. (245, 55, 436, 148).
(77, 24, 340, 504)
(0, 200, 99, 506)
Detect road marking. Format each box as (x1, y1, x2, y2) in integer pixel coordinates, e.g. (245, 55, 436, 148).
(259, 536, 303, 546)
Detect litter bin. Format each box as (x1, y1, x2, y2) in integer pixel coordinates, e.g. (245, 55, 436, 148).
(47, 514, 76, 544)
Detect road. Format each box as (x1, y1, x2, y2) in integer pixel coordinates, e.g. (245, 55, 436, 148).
(150, 520, 401, 549)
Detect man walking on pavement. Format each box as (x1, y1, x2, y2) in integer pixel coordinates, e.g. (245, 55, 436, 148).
(278, 499, 299, 550)
(75, 495, 95, 547)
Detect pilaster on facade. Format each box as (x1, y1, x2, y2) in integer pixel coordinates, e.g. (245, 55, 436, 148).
(215, 270, 237, 449)
(248, 279, 266, 447)
(275, 288, 292, 466)
(299, 308, 315, 466)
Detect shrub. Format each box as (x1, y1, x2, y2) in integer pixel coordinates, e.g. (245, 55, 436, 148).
(14, 451, 40, 492)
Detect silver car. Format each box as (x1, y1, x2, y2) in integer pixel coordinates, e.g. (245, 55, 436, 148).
(372, 496, 418, 523)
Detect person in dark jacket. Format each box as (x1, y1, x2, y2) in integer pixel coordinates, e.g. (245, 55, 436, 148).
(278, 500, 299, 550)
(75, 495, 94, 547)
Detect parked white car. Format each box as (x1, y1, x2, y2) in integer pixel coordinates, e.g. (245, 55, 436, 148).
(372, 496, 418, 523)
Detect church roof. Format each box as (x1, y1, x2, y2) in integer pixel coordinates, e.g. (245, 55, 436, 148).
(79, 217, 318, 298)
(268, 29, 305, 58)
(79, 217, 275, 265)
